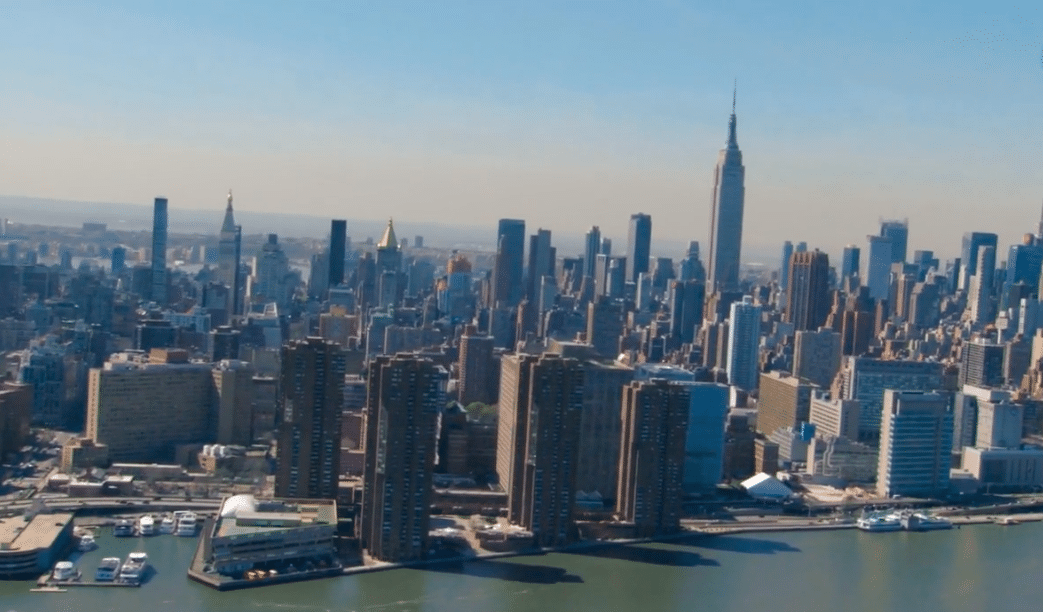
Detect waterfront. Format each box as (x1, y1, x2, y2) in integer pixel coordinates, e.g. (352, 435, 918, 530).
(1, 522, 1042, 611)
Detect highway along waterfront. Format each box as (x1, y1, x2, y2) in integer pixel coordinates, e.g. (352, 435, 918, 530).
(1, 520, 1043, 611)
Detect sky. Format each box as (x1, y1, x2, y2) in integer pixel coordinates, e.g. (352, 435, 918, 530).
(0, 1, 1041, 263)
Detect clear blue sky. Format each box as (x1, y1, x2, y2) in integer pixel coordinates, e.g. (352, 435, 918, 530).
(0, 1, 1040, 261)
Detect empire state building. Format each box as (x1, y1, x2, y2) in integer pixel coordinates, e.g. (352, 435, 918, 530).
(707, 95, 746, 292)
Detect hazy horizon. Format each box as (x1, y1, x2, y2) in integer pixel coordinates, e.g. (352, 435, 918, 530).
(1, 2, 1041, 264)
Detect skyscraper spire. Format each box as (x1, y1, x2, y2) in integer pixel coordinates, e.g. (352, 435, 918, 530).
(1037, 197, 1043, 239)
(221, 189, 237, 233)
(732, 79, 736, 114)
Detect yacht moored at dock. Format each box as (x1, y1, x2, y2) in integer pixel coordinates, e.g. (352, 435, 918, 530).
(78, 533, 97, 551)
(159, 515, 176, 534)
(113, 519, 134, 537)
(51, 561, 79, 582)
(95, 557, 121, 581)
(117, 552, 149, 584)
(857, 513, 903, 532)
(138, 515, 155, 536)
(175, 511, 198, 536)
(901, 512, 953, 531)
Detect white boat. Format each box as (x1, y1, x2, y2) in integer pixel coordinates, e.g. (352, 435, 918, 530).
(117, 552, 149, 584)
(78, 533, 97, 551)
(159, 515, 176, 534)
(996, 516, 1020, 526)
(51, 561, 77, 581)
(857, 513, 903, 532)
(95, 557, 121, 581)
(901, 512, 953, 531)
(139, 515, 155, 536)
(113, 519, 134, 537)
(175, 511, 198, 536)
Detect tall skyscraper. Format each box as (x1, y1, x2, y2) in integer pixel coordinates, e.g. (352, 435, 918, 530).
(275, 338, 345, 500)
(960, 231, 998, 290)
(707, 92, 746, 292)
(785, 250, 831, 331)
(877, 390, 953, 498)
(217, 191, 242, 317)
(492, 219, 525, 307)
(840, 245, 860, 285)
(865, 235, 893, 301)
(360, 355, 446, 562)
(726, 296, 761, 390)
(968, 245, 996, 325)
(329, 219, 347, 288)
(779, 241, 794, 293)
(626, 213, 652, 284)
(583, 226, 601, 279)
(879, 219, 909, 264)
(617, 379, 689, 536)
(526, 228, 554, 304)
(517, 355, 584, 547)
(150, 197, 168, 304)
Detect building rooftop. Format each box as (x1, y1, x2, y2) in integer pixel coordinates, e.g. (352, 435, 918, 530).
(0, 513, 74, 553)
(214, 496, 336, 539)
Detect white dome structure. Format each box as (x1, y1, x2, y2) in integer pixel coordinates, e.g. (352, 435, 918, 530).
(220, 494, 257, 518)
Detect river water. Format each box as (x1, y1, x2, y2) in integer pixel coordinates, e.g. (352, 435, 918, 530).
(1, 522, 1039, 612)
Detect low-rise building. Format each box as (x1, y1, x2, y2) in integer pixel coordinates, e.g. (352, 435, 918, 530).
(208, 495, 338, 577)
(962, 447, 1043, 489)
(0, 512, 75, 578)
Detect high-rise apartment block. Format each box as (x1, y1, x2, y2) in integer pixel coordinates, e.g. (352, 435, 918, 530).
(617, 379, 689, 536)
(458, 327, 497, 406)
(359, 355, 446, 562)
(275, 338, 345, 500)
(499, 355, 584, 547)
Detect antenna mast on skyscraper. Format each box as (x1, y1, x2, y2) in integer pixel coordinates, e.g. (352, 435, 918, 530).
(732, 80, 737, 114)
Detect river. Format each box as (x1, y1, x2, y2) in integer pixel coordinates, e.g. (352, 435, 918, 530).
(1, 522, 1039, 612)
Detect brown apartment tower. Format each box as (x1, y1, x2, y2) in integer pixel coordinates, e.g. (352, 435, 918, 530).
(359, 355, 446, 562)
(616, 379, 690, 537)
(785, 250, 831, 331)
(518, 355, 585, 547)
(275, 337, 345, 500)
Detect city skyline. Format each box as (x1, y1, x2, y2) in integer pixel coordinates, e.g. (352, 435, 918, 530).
(1, 2, 1042, 259)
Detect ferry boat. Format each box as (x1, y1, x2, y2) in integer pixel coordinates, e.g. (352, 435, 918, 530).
(78, 533, 97, 551)
(856, 513, 903, 532)
(51, 561, 78, 581)
(139, 515, 155, 536)
(113, 519, 135, 537)
(159, 515, 176, 534)
(901, 512, 953, 531)
(117, 552, 149, 584)
(175, 511, 198, 536)
(95, 557, 121, 581)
